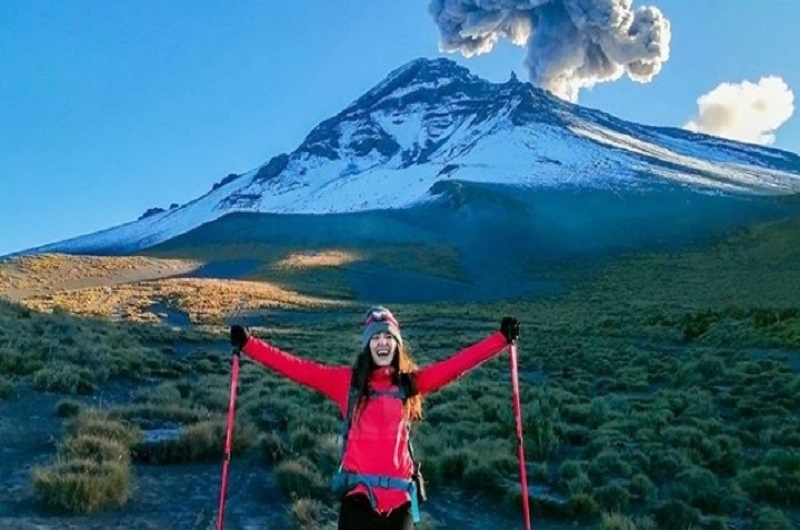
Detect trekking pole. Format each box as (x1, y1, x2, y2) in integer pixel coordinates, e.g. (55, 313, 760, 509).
(216, 344, 241, 530)
(509, 341, 532, 530)
(217, 304, 244, 530)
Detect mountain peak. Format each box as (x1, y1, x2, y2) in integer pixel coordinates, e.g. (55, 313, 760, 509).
(385, 57, 475, 83)
(352, 57, 480, 109)
(22, 56, 800, 257)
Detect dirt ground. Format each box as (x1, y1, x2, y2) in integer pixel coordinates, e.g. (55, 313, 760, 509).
(0, 384, 573, 530)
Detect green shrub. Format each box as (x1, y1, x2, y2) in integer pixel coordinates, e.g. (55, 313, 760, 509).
(654, 499, 699, 529)
(274, 457, 327, 500)
(762, 448, 800, 473)
(260, 431, 288, 464)
(737, 466, 780, 503)
(308, 434, 341, 477)
(189, 381, 230, 411)
(134, 383, 182, 404)
(32, 362, 95, 394)
(697, 354, 726, 378)
(567, 492, 599, 519)
(435, 448, 471, 481)
(704, 435, 742, 475)
(503, 484, 564, 518)
(0, 375, 13, 398)
(133, 419, 256, 463)
(286, 411, 340, 435)
(66, 413, 142, 448)
(629, 473, 655, 506)
(0, 348, 44, 376)
(286, 497, 330, 530)
(588, 450, 632, 484)
(289, 427, 319, 454)
(462, 457, 510, 493)
(61, 435, 130, 465)
(600, 513, 659, 530)
(559, 423, 591, 444)
(594, 483, 630, 513)
(744, 507, 792, 530)
(565, 471, 593, 496)
(110, 403, 210, 424)
(558, 459, 583, 481)
(645, 447, 691, 480)
(674, 466, 721, 512)
(682, 310, 718, 341)
(55, 399, 83, 418)
(30, 458, 131, 514)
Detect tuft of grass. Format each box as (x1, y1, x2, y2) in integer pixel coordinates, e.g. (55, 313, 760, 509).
(31, 407, 139, 514)
(0, 375, 14, 399)
(30, 458, 131, 514)
(567, 493, 599, 519)
(744, 507, 792, 530)
(274, 457, 327, 501)
(133, 418, 257, 464)
(32, 362, 95, 395)
(260, 431, 289, 464)
(286, 497, 334, 530)
(61, 434, 130, 465)
(55, 399, 83, 418)
(65, 411, 143, 448)
(599, 512, 658, 530)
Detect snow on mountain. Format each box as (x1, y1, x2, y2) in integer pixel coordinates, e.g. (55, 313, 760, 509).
(23, 57, 800, 255)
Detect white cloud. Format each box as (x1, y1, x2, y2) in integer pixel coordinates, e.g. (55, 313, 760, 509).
(684, 76, 795, 146)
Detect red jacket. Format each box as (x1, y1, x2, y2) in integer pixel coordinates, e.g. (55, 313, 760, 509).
(242, 332, 509, 514)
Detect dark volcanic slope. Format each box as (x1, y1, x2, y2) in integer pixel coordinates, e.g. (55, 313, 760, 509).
(147, 183, 800, 303)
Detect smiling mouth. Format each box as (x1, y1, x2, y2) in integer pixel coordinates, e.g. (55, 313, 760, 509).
(376, 350, 391, 357)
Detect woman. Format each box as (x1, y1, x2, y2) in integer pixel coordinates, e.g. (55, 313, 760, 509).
(230, 306, 520, 530)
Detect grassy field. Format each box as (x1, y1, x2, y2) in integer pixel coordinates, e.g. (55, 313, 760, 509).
(1, 212, 799, 529)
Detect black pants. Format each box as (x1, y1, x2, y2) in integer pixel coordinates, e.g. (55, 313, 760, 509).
(338, 493, 413, 530)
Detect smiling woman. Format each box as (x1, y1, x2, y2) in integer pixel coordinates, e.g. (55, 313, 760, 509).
(228, 305, 520, 529)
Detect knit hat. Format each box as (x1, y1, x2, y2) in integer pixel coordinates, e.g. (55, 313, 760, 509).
(361, 305, 402, 348)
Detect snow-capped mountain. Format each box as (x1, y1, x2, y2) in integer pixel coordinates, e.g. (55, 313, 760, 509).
(22, 57, 800, 255)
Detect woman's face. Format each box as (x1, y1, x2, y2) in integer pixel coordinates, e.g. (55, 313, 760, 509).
(368, 332, 397, 367)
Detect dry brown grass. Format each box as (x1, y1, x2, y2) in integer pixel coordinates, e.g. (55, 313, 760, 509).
(0, 253, 199, 301)
(1, 245, 467, 325)
(19, 277, 346, 324)
(273, 250, 361, 269)
(2, 253, 350, 324)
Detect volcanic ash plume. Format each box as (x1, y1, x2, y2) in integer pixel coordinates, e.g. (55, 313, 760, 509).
(684, 76, 795, 146)
(429, 0, 671, 101)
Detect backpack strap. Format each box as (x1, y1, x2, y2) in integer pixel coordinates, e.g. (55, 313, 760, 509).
(334, 371, 423, 522)
(339, 385, 407, 460)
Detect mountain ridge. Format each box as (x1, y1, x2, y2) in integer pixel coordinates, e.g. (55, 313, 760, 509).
(12, 56, 800, 258)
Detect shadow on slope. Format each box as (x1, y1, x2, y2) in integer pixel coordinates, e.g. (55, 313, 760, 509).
(147, 183, 800, 303)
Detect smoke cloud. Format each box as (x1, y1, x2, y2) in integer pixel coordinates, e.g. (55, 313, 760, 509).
(684, 76, 795, 146)
(428, 0, 671, 102)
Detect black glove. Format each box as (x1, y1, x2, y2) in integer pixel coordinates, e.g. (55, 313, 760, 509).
(230, 325, 250, 350)
(500, 317, 520, 344)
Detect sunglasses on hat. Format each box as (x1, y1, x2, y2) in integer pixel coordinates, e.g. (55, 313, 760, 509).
(365, 308, 398, 327)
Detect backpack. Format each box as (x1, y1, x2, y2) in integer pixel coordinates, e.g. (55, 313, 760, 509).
(331, 372, 426, 523)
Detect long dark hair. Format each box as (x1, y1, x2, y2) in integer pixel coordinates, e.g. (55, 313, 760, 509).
(350, 343, 423, 421)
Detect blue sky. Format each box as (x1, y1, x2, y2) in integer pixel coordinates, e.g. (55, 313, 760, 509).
(1, 1, 798, 256)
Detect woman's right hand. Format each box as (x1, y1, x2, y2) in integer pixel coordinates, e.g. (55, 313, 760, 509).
(500, 317, 520, 344)
(230, 325, 250, 350)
